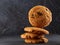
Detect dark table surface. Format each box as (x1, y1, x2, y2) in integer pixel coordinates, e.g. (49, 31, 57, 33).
(0, 34, 60, 45)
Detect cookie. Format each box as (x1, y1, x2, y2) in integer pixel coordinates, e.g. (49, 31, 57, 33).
(42, 38, 48, 43)
(24, 27, 49, 34)
(38, 35, 45, 38)
(21, 33, 44, 39)
(28, 5, 52, 28)
(25, 39, 43, 43)
(25, 38, 48, 43)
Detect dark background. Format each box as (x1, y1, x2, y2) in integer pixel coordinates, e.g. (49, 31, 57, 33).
(0, 0, 60, 45)
(0, 0, 60, 36)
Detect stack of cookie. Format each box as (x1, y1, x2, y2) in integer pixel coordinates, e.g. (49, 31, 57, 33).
(20, 5, 52, 43)
(21, 27, 49, 43)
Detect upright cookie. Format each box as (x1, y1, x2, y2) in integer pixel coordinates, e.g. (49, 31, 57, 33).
(28, 5, 52, 28)
(24, 27, 49, 34)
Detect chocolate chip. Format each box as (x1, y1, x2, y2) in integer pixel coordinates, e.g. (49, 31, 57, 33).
(31, 14, 34, 18)
(41, 20, 43, 23)
(46, 9, 48, 11)
(37, 12, 43, 16)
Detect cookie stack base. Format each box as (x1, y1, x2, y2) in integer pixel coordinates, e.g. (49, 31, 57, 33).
(20, 27, 49, 44)
(25, 38, 48, 44)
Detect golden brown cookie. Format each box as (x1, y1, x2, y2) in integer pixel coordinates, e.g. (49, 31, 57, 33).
(28, 5, 52, 28)
(21, 33, 44, 39)
(25, 39, 43, 43)
(24, 27, 49, 34)
(38, 35, 45, 38)
(42, 38, 48, 43)
(25, 38, 48, 43)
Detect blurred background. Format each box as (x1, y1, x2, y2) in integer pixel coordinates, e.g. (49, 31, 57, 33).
(0, 0, 60, 36)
